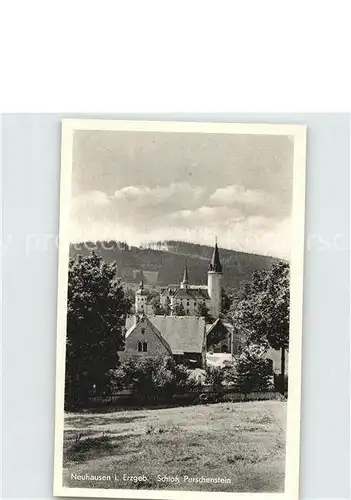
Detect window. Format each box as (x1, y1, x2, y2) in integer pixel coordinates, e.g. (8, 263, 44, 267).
(142, 342, 148, 352)
(141, 328, 145, 334)
(267, 359, 273, 373)
(137, 341, 142, 352)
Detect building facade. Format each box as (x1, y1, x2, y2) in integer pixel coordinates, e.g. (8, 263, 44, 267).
(124, 240, 287, 378)
(159, 240, 223, 319)
(121, 314, 207, 368)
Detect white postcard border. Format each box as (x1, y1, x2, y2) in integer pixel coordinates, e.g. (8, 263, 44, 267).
(53, 119, 307, 500)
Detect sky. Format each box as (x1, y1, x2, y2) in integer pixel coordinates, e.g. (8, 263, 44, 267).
(70, 129, 294, 259)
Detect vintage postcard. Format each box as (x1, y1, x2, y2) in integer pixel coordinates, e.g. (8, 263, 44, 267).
(53, 119, 306, 499)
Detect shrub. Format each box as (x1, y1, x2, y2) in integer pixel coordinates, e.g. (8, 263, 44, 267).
(108, 355, 201, 403)
(232, 344, 272, 393)
(204, 365, 225, 396)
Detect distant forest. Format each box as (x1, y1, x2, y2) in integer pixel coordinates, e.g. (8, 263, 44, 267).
(69, 240, 281, 292)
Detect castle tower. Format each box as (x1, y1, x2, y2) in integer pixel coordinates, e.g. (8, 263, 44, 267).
(135, 271, 148, 313)
(180, 264, 189, 289)
(207, 239, 223, 318)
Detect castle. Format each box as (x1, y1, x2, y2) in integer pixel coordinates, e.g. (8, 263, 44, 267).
(136, 239, 223, 320)
(120, 240, 288, 375)
(121, 241, 241, 367)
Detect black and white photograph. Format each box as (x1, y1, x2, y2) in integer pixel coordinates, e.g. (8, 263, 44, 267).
(53, 119, 306, 499)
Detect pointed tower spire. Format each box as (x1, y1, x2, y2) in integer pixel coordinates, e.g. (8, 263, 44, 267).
(180, 261, 189, 289)
(209, 238, 222, 273)
(139, 270, 144, 289)
(207, 238, 223, 318)
(182, 263, 189, 284)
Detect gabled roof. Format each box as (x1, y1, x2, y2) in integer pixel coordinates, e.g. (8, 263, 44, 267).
(149, 315, 206, 354)
(126, 315, 142, 334)
(206, 318, 233, 335)
(125, 315, 173, 354)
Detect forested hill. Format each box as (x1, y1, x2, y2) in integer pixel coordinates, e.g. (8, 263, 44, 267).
(69, 240, 281, 291)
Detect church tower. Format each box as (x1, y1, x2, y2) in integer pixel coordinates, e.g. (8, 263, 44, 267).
(207, 239, 223, 318)
(135, 271, 148, 313)
(180, 264, 189, 289)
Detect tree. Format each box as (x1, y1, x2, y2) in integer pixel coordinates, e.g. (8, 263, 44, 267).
(146, 289, 159, 302)
(149, 295, 164, 315)
(231, 261, 290, 393)
(220, 288, 233, 319)
(196, 302, 214, 324)
(65, 251, 131, 409)
(163, 296, 171, 315)
(150, 297, 165, 315)
(108, 355, 199, 403)
(172, 302, 186, 316)
(232, 344, 272, 393)
(123, 286, 135, 311)
(205, 365, 225, 396)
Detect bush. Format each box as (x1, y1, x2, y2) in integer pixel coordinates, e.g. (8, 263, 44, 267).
(204, 365, 225, 396)
(108, 355, 201, 404)
(231, 344, 272, 393)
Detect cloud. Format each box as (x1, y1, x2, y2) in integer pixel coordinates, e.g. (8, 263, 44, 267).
(112, 183, 207, 213)
(209, 184, 267, 206)
(170, 205, 244, 228)
(69, 184, 291, 259)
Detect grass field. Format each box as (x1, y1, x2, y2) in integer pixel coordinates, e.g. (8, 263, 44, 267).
(62, 400, 286, 492)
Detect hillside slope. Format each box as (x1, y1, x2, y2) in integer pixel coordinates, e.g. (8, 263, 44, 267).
(69, 240, 280, 291)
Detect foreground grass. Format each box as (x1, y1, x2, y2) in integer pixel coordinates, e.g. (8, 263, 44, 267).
(62, 400, 286, 492)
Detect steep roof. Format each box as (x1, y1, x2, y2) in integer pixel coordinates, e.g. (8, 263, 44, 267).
(149, 315, 206, 354)
(174, 288, 210, 300)
(135, 270, 148, 295)
(125, 315, 136, 332)
(161, 286, 178, 296)
(209, 240, 223, 273)
(181, 264, 189, 284)
(206, 318, 233, 335)
(125, 315, 173, 354)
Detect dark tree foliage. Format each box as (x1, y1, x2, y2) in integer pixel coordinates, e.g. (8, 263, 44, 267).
(230, 261, 290, 393)
(163, 296, 172, 316)
(108, 355, 199, 403)
(65, 251, 131, 409)
(220, 288, 233, 319)
(123, 286, 135, 304)
(205, 365, 225, 396)
(231, 345, 272, 393)
(172, 302, 186, 316)
(123, 286, 136, 313)
(196, 302, 214, 324)
(149, 295, 164, 315)
(146, 289, 160, 301)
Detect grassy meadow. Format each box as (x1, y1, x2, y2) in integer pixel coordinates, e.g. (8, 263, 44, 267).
(62, 400, 286, 492)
